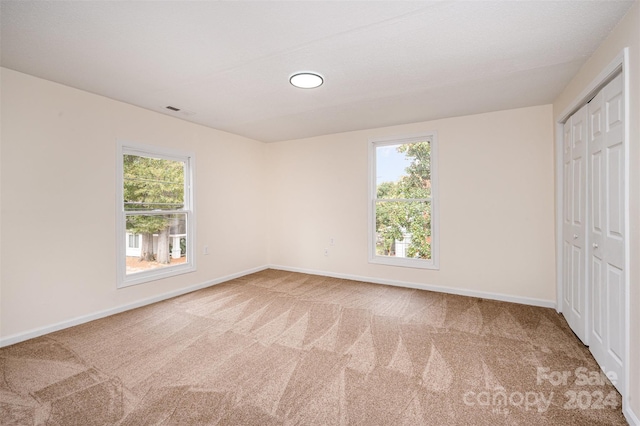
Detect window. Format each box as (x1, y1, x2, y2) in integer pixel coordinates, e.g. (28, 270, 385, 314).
(369, 133, 439, 269)
(116, 142, 195, 287)
(128, 234, 140, 248)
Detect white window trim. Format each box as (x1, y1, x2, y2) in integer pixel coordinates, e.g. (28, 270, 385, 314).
(116, 141, 196, 288)
(368, 132, 439, 270)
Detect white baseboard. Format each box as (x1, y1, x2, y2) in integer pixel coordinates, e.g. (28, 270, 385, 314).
(269, 264, 557, 309)
(0, 263, 558, 348)
(625, 403, 640, 426)
(0, 265, 269, 348)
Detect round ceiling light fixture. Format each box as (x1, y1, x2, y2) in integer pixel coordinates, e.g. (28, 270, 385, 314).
(290, 72, 324, 89)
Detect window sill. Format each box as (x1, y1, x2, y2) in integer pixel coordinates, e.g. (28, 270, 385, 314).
(118, 263, 196, 288)
(369, 256, 439, 270)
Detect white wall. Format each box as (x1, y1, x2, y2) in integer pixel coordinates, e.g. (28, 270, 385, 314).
(553, 1, 640, 421)
(267, 105, 556, 305)
(0, 68, 268, 339)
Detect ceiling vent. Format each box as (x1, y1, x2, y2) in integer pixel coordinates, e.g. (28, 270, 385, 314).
(163, 106, 195, 117)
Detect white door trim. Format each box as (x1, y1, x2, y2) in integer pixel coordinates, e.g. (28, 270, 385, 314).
(554, 47, 630, 412)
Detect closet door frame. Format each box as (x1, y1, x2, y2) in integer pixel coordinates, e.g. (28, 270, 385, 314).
(555, 48, 630, 408)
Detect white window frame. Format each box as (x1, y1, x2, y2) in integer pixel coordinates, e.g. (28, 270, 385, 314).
(116, 141, 196, 288)
(368, 132, 439, 269)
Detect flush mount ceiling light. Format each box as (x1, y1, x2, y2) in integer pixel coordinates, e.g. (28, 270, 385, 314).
(290, 72, 323, 89)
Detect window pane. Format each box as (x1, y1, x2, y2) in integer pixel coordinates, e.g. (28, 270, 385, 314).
(123, 154, 184, 211)
(375, 141, 432, 199)
(375, 200, 431, 259)
(125, 213, 188, 275)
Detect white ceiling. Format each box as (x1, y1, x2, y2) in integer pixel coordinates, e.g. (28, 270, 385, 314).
(1, 1, 634, 142)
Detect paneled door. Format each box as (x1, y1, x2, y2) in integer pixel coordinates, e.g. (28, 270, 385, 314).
(563, 104, 588, 343)
(587, 73, 625, 394)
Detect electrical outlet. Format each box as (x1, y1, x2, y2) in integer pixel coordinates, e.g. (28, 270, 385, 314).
(203, 245, 209, 255)
(330, 237, 335, 246)
(324, 248, 329, 256)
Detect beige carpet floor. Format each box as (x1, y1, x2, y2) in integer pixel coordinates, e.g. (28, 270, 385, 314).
(0, 269, 627, 425)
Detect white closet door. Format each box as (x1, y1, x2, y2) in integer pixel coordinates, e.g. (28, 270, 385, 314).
(588, 73, 625, 394)
(562, 104, 588, 343)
